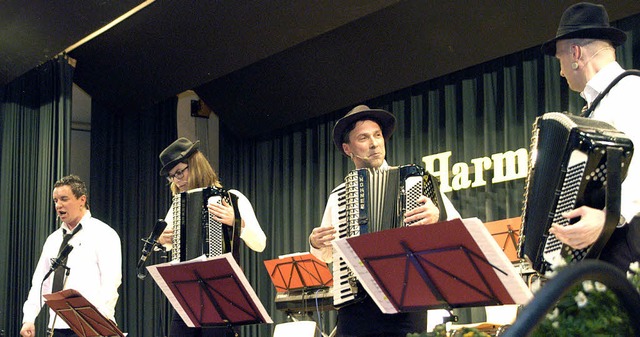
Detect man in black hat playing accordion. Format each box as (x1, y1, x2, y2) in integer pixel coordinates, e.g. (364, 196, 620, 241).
(540, 2, 640, 271)
(309, 105, 460, 336)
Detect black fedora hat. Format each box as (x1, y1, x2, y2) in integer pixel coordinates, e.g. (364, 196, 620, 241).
(159, 137, 199, 176)
(541, 2, 626, 56)
(332, 105, 396, 156)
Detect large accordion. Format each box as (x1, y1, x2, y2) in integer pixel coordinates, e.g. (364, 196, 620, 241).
(333, 164, 447, 307)
(519, 112, 633, 273)
(171, 187, 240, 262)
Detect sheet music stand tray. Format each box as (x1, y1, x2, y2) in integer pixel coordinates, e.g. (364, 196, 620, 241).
(147, 253, 272, 330)
(44, 289, 124, 337)
(333, 218, 532, 314)
(484, 217, 521, 263)
(264, 253, 333, 292)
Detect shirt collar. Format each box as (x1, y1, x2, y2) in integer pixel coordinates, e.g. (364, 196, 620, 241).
(61, 210, 92, 233)
(581, 61, 624, 106)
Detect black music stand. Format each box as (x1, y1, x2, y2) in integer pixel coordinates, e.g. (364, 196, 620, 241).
(44, 289, 124, 337)
(147, 253, 272, 331)
(264, 253, 333, 292)
(333, 218, 532, 315)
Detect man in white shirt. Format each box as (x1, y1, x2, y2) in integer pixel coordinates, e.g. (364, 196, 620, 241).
(20, 175, 122, 337)
(541, 2, 640, 271)
(309, 105, 460, 336)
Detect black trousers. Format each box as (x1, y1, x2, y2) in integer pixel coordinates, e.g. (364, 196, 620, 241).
(170, 311, 237, 337)
(335, 296, 427, 337)
(51, 329, 78, 337)
(600, 216, 640, 272)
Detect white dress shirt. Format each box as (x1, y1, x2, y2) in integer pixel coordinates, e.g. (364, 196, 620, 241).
(22, 210, 122, 329)
(581, 61, 640, 223)
(163, 189, 267, 253)
(310, 161, 461, 263)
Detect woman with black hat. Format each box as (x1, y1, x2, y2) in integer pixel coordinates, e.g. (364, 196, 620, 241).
(157, 137, 266, 337)
(542, 2, 640, 272)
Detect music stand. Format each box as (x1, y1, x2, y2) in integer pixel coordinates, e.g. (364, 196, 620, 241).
(147, 253, 272, 330)
(483, 217, 521, 263)
(264, 252, 333, 292)
(333, 218, 533, 314)
(44, 289, 124, 337)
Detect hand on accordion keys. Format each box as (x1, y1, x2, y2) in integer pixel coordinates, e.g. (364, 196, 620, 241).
(549, 206, 606, 250)
(404, 196, 441, 226)
(207, 198, 236, 227)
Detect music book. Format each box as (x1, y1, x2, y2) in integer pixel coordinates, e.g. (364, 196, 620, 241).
(264, 252, 333, 292)
(44, 289, 124, 337)
(332, 217, 533, 314)
(483, 217, 522, 263)
(147, 253, 273, 328)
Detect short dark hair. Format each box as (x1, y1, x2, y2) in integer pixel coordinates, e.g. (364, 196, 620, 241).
(54, 174, 90, 210)
(341, 117, 383, 145)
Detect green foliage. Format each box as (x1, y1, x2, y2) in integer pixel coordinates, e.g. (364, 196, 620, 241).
(407, 324, 490, 337)
(530, 261, 640, 337)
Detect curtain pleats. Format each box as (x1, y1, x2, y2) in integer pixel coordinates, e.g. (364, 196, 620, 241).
(218, 13, 640, 336)
(2, 11, 639, 337)
(0, 57, 73, 337)
(89, 98, 178, 337)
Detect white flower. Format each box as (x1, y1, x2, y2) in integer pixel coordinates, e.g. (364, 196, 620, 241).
(594, 281, 607, 292)
(628, 271, 634, 280)
(582, 280, 594, 293)
(546, 307, 559, 320)
(552, 321, 559, 329)
(549, 254, 567, 270)
(575, 291, 588, 308)
(629, 261, 640, 273)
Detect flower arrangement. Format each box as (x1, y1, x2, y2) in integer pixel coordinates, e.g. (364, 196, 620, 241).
(407, 324, 490, 337)
(530, 260, 640, 337)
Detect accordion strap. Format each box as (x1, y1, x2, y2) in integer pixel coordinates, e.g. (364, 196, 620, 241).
(586, 147, 623, 260)
(581, 69, 640, 117)
(227, 191, 242, 263)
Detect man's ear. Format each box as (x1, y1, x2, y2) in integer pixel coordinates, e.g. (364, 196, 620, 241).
(571, 44, 582, 61)
(342, 143, 351, 157)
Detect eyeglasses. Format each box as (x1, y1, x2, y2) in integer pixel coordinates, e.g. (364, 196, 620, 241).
(167, 166, 189, 181)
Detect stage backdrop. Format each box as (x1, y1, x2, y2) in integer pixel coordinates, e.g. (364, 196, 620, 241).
(217, 13, 640, 337)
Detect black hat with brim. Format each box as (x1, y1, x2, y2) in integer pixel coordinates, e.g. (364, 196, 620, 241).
(332, 105, 396, 156)
(159, 138, 199, 176)
(541, 2, 626, 56)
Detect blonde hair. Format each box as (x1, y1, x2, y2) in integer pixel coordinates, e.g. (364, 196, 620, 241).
(170, 151, 222, 195)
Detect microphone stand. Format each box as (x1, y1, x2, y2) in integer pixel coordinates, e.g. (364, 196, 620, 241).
(137, 240, 165, 280)
(48, 264, 72, 337)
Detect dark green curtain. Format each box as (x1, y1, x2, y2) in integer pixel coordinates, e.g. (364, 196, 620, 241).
(89, 98, 177, 336)
(0, 57, 73, 337)
(218, 13, 640, 336)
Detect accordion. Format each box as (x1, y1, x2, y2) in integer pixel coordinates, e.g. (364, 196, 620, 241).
(171, 187, 240, 262)
(519, 112, 633, 273)
(333, 164, 447, 307)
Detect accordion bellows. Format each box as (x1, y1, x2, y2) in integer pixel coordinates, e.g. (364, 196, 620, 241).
(519, 112, 633, 273)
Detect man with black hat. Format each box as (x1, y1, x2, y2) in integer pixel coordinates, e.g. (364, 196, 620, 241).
(541, 2, 640, 271)
(309, 105, 460, 336)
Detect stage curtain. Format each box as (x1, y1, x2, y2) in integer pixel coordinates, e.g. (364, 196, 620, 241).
(218, 13, 640, 335)
(0, 57, 73, 337)
(89, 98, 177, 336)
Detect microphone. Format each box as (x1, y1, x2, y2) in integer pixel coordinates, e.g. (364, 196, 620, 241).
(136, 219, 167, 270)
(43, 244, 74, 282)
